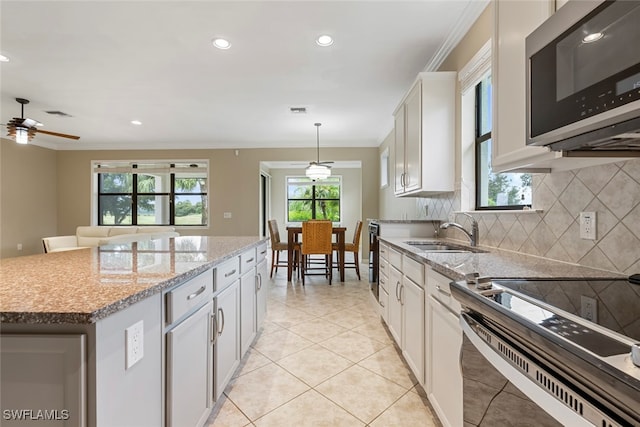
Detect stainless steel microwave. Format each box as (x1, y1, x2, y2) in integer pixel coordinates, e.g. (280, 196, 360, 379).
(526, 0, 640, 154)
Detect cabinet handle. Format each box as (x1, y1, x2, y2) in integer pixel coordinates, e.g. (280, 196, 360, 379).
(399, 284, 405, 305)
(218, 308, 225, 335)
(258, 273, 263, 290)
(435, 285, 451, 297)
(224, 269, 237, 278)
(210, 314, 218, 344)
(380, 278, 385, 286)
(186, 285, 206, 300)
(260, 249, 267, 256)
(379, 299, 385, 308)
(395, 281, 401, 301)
(246, 257, 254, 263)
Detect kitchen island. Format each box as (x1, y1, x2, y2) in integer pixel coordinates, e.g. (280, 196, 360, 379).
(0, 236, 268, 427)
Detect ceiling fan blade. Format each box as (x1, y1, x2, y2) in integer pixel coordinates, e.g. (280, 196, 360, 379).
(35, 129, 80, 140)
(317, 161, 334, 165)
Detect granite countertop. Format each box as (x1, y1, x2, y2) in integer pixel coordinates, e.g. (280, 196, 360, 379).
(0, 236, 267, 325)
(380, 237, 626, 281)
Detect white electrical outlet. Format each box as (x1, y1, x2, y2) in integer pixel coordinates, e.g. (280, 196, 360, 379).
(223, 212, 232, 219)
(579, 212, 597, 240)
(125, 320, 144, 369)
(580, 296, 598, 322)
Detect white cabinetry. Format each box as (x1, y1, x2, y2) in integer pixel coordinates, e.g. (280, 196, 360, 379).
(492, 0, 555, 173)
(240, 247, 258, 357)
(426, 269, 462, 427)
(385, 246, 425, 384)
(166, 301, 214, 427)
(393, 72, 456, 196)
(214, 277, 240, 400)
(256, 244, 269, 328)
(165, 268, 215, 427)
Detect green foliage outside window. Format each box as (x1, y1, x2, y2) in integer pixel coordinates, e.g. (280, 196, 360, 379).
(287, 177, 340, 222)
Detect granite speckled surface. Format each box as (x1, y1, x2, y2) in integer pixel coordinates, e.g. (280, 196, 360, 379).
(381, 237, 626, 281)
(0, 236, 266, 325)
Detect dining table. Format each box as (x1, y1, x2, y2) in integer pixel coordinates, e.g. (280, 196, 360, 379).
(286, 225, 346, 282)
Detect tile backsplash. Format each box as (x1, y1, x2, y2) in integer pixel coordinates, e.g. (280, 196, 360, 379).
(420, 159, 640, 275)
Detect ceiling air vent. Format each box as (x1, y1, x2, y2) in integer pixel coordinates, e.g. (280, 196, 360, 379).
(290, 107, 307, 114)
(45, 110, 73, 117)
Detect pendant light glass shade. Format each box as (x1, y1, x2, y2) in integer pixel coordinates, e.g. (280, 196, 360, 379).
(15, 127, 29, 144)
(306, 163, 331, 180)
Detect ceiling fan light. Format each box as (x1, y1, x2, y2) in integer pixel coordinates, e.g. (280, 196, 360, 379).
(15, 127, 29, 145)
(306, 163, 331, 180)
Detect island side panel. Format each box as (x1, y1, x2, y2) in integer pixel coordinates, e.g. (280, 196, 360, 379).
(93, 293, 162, 427)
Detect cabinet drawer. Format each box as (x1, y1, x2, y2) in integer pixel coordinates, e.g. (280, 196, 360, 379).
(240, 248, 257, 274)
(379, 287, 389, 324)
(427, 270, 460, 313)
(380, 257, 389, 280)
(388, 246, 402, 270)
(403, 256, 424, 287)
(215, 257, 240, 292)
(166, 269, 214, 325)
(379, 243, 389, 261)
(256, 243, 268, 260)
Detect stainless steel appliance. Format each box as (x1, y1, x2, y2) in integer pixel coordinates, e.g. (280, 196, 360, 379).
(451, 277, 640, 426)
(368, 221, 379, 297)
(526, 0, 640, 153)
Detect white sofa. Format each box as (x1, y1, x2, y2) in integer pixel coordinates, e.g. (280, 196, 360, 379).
(43, 226, 180, 253)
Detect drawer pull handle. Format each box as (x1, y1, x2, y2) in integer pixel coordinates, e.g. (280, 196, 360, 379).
(187, 286, 206, 300)
(210, 314, 217, 344)
(218, 308, 225, 335)
(246, 257, 255, 263)
(436, 285, 451, 297)
(260, 250, 267, 255)
(224, 269, 237, 278)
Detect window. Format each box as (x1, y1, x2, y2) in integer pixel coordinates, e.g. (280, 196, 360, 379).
(95, 161, 208, 226)
(287, 176, 341, 222)
(475, 75, 532, 209)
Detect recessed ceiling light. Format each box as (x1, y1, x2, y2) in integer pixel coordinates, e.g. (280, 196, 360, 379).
(131, 120, 142, 126)
(316, 35, 334, 47)
(212, 38, 231, 50)
(0, 54, 9, 62)
(582, 32, 604, 43)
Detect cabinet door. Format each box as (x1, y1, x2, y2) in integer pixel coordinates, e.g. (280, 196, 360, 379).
(387, 266, 403, 345)
(214, 280, 240, 400)
(239, 269, 257, 358)
(394, 105, 406, 194)
(492, 0, 555, 172)
(166, 301, 213, 427)
(427, 295, 462, 427)
(404, 81, 422, 192)
(402, 276, 425, 384)
(256, 259, 268, 328)
(379, 285, 389, 324)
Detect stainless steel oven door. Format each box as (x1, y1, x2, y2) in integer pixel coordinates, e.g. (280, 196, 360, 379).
(461, 313, 623, 427)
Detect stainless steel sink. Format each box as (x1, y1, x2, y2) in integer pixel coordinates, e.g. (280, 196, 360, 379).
(403, 241, 483, 253)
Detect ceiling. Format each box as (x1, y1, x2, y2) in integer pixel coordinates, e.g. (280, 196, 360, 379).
(0, 1, 487, 151)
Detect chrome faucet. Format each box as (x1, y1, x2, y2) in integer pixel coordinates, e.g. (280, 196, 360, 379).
(440, 213, 479, 247)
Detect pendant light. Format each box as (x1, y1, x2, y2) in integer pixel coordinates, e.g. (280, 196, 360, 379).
(305, 123, 332, 180)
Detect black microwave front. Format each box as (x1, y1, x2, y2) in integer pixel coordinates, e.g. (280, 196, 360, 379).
(526, 0, 640, 153)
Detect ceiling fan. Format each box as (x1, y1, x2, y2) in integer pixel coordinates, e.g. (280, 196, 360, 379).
(3, 98, 80, 144)
(305, 122, 333, 180)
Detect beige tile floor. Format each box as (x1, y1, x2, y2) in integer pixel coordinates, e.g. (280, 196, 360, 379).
(205, 266, 440, 427)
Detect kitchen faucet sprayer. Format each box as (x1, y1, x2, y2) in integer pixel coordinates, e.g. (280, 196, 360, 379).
(440, 212, 479, 247)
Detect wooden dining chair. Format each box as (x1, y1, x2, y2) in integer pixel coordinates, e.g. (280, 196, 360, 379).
(300, 220, 333, 285)
(267, 219, 291, 278)
(334, 220, 363, 280)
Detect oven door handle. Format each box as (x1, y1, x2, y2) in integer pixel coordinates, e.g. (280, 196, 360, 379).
(460, 314, 598, 427)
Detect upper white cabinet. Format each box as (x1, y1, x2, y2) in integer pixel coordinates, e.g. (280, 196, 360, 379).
(491, 0, 556, 173)
(394, 72, 456, 196)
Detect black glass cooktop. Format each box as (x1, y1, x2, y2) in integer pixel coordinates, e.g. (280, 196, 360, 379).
(486, 291, 630, 357)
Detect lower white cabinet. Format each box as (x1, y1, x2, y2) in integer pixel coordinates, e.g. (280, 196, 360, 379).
(426, 270, 462, 427)
(166, 301, 214, 427)
(256, 257, 268, 327)
(239, 268, 257, 357)
(387, 265, 403, 344)
(402, 276, 425, 384)
(214, 279, 240, 400)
